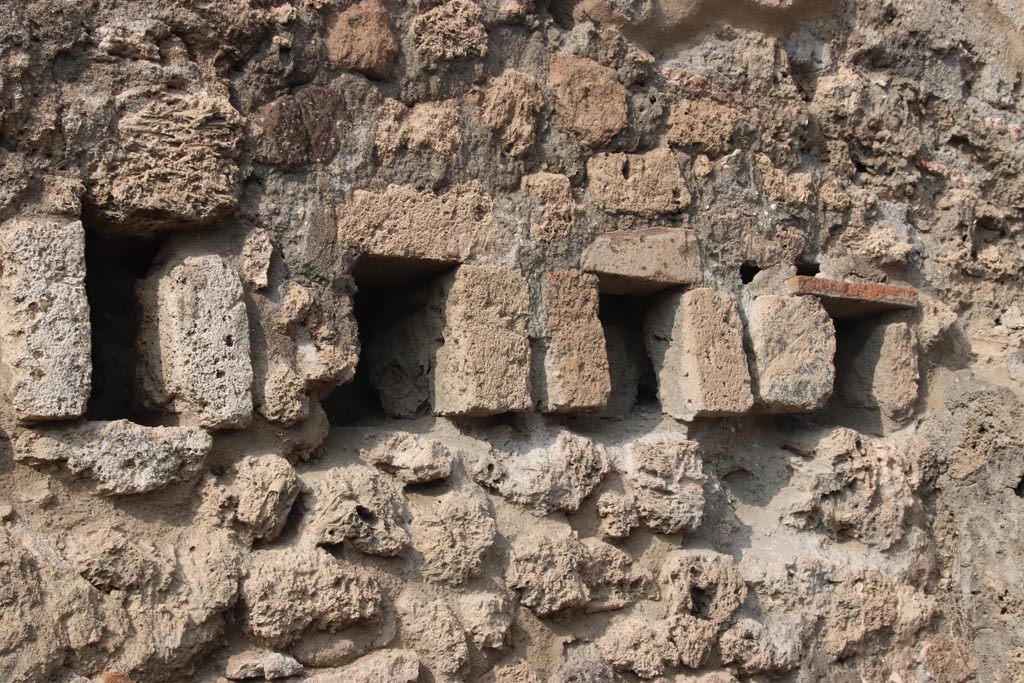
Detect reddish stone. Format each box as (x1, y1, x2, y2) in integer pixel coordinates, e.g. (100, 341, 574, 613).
(786, 276, 918, 319)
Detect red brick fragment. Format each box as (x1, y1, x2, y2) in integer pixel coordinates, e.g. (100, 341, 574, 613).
(786, 276, 918, 319)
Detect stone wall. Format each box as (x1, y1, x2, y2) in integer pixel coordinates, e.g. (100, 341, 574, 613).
(1, 0, 1023, 682)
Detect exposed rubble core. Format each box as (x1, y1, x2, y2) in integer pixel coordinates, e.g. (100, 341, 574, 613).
(1, 0, 1023, 681)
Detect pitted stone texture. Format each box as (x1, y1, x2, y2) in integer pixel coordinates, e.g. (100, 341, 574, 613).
(434, 266, 532, 416)
(645, 288, 753, 420)
(411, 0, 488, 66)
(89, 89, 243, 232)
(305, 464, 410, 557)
(522, 172, 576, 242)
(302, 649, 420, 683)
(507, 529, 590, 616)
(137, 254, 253, 430)
(324, 0, 398, 80)
(469, 431, 608, 515)
(337, 182, 505, 262)
(457, 591, 513, 649)
(597, 490, 639, 540)
(411, 490, 496, 585)
(548, 54, 628, 147)
(538, 271, 611, 413)
(660, 550, 747, 626)
(667, 98, 742, 157)
(622, 437, 705, 534)
(360, 433, 453, 484)
(587, 149, 689, 216)
(582, 227, 702, 295)
(225, 649, 303, 680)
(581, 539, 657, 612)
(743, 295, 836, 412)
(241, 547, 381, 648)
(0, 217, 90, 423)
(13, 420, 210, 495)
(598, 617, 675, 679)
(229, 455, 301, 542)
(481, 70, 544, 158)
(395, 588, 468, 675)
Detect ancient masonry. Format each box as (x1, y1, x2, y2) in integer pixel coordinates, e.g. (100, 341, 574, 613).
(1, 0, 1023, 682)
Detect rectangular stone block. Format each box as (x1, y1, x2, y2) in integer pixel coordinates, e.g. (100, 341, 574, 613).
(786, 275, 918, 319)
(586, 149, 690, 216)
(582, 228, 702, 295)
(137, 253, 253, 429)
(743, 295, 836, 413)
(433, 265, 531, 416)
(644, 288, 752, 420)
(0, 217, 91, 423)
(537, 271, 610, 414)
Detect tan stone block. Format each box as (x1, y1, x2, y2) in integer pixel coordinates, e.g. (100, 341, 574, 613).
(744, 294, 836, 412)
(411, 0, 488, 66)
(137, 254, 253, 429)
(538, 271, 610, 413)
(587, 148, 690, 216)
(0, 217, 90, 423)
(667, 98, 741, 156)
(481, 70, 544, 158)
(522, 172, 575, 242)
(645, 288, 752, 420)
(547, 54, 628, 147)
(434, 266, 531, 416)
(582, 227, 702, 294)
(324, 0, 398, 80)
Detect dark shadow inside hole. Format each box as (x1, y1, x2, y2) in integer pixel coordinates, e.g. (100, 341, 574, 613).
(321, 282, 388, 426)
(598, 293, 661, 416)
(1013, 477, 1024, 498)
(84, 228, 162, 421)
(796, 260, 821, 276)
(740, 263, 761, 284)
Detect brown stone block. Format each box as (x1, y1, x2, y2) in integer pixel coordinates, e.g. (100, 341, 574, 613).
(786, 275, 918, 319)
(582, 228, 702, 294)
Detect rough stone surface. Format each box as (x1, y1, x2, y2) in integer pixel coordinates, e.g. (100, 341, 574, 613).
(3, 2, 1024, 682)
(433, 266, 532, 416)
(0, 217, 90, 423)
(13, 420, 211, 495)
(324, 0, 398, 81)
(743, 294, 836, 412)
(587, 148, 690, 216)
(537, 271, 610, 413)
(547, 54, 628, 147)
(137, 253, 254, 429)
(645, 288, 754, 420)
(582, 227, 702, 294)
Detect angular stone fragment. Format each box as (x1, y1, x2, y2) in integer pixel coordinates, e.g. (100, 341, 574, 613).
(522, 172, 576, 242)
(395, 588, 468, 675)
(411, 0, 488, 66)
(469, 431, 608, 515)
(137, 254, 253, 429)
(645, 288, 753, 420)
(324, 0, 398, 80)
(743, 295, 836, 412)
(251, 85, 348, 169)
(303, 650, 420, 683)
(548, 54, 628, 146)
(660, 550, 747, 625)
(507, 529, 590, 616)
(241, 547, 381, 648)
(622, 437, 705, 534)
(337, 182, 505, 262)
(786, 275, 918, 319)
(597, 490, 639, 540)
(582, 227, 702, 295)
(13, 420, 211, 495)
(0, 217, 90, 423)
(434, 266, 532, 416)
(481, 70, 544, 158)
(598, 618, 675, 679)
(411, 490, 496, 585)
(89, 89, 243, 232)
(587, 149, 689, 216)
(456, 591, 513, 649)
(538, 271, 610, 413)
(360, 432, 453, 484)
(230, 455, 301, 542)
(305, 464, 410, 556)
